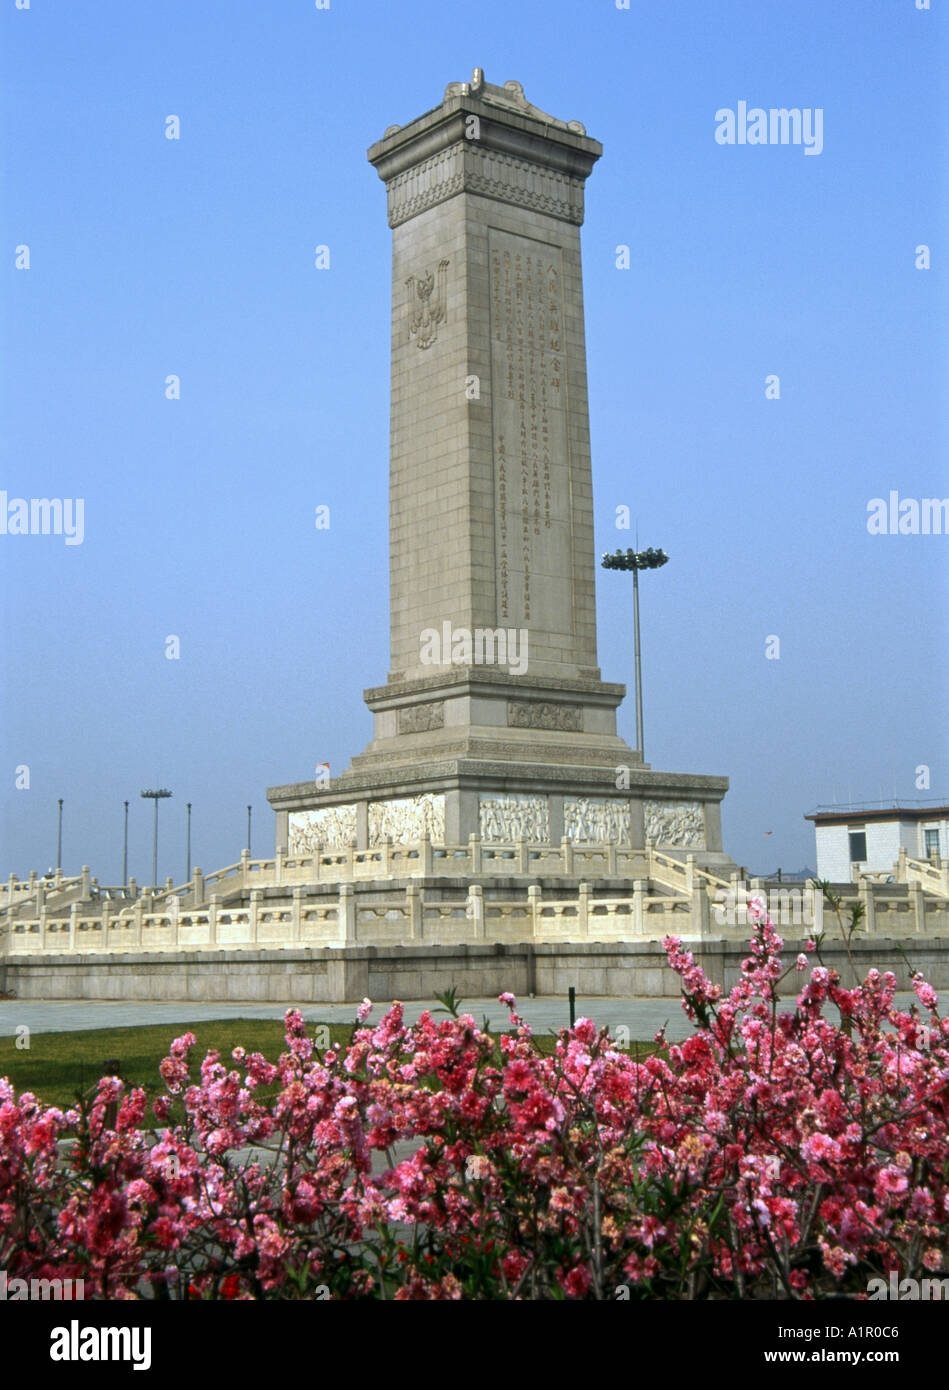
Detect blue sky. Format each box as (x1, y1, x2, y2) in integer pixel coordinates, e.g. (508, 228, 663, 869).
(1, 0, 946, 884)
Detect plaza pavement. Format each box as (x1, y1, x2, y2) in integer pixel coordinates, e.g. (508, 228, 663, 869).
(0, 991, 926, 1044)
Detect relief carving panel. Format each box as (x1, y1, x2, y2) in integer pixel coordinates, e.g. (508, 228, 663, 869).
(369, 794, 445, 845)
(564, 796, 630, 844)
(479, 794, 549, 843)
(508, 700, 582, 732)
(398, 700, 445, 734)
(643, 800, 705, 848)
(289, 806, 358, 853)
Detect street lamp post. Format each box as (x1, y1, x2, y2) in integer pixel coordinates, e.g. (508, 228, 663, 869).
(140, 789, 172, 890)
(186, 803, 192, 881)
(122, 800, 129, 885)
(247, 805, 252, 856)
(56, 798, 63, 873)
(601, 547, 669, 761)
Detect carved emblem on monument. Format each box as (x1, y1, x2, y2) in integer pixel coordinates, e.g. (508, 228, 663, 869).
(397, 700, 445, 734)
(369, 793, 445, 845)
(507, 700, 583, 732)
(564, 796, 629, 844)
(643, 800, 705, 848)
(406, 259, 449, 348)
(479, 794, 549, 843)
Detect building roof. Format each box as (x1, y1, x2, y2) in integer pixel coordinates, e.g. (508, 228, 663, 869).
(805, 802, 949, 826)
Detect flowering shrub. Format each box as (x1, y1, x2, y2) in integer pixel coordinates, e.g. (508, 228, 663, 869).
(1, 909, 947, 1299)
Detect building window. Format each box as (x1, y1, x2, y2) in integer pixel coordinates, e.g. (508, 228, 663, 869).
(848, 830, 867, 863)
(924, 828, 940, 860)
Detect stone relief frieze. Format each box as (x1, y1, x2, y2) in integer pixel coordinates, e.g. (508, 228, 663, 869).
(564, 797, 630, 844)
(508, 700, 583, 732)
(369, 794, 445, 845)
(385, 146, 584, 228)
(479, 794, 549, 843)
(289, 805, 358, 853)
(398, 700, 445, 734)
(643, 800, 705, 848)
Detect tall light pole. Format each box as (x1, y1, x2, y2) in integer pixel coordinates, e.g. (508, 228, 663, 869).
(601, 547, 669, 760)
(56, 798, 63, 872)
(186, 802, 192, 881)
(122, 800, 129, 885)
(140, 789, 172, 890)
(246, 804, 252, 856)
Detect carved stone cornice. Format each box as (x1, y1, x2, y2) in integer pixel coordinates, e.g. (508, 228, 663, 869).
(382, 140, 587, 228)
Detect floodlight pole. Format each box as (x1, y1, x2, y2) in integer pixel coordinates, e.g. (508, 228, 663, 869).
(632, 565, 644, 757)
(600, 547, 669, 763)
(140, 789, 172, 890)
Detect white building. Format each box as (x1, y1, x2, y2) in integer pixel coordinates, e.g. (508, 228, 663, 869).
(805, 802, 949, 883)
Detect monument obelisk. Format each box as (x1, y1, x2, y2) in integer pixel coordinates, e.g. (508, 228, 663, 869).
(268, 71, 729, 864)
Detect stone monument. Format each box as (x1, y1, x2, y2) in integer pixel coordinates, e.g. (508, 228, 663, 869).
(268, 70, 730, 866)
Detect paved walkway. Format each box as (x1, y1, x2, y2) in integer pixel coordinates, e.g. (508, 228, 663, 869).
(0, 992, 926, 1044)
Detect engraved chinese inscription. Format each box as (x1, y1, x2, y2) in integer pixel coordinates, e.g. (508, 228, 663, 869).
(489, 228, 572, 632)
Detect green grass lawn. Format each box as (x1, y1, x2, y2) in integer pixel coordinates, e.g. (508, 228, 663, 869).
(0, 1017, 655, 1111)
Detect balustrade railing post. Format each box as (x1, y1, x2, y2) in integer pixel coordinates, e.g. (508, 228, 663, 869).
(467, 883, 484, 939)
(406, 884, 422, 941)
(468, 833, 482, 876)
(858, 880, 876, 936)
(527, 883, 541, 941)
(561, 836, 574, 876)
(691, 881, 711, 939)
(632, 879, 646, 935)
(577, 882, 590, 938)
(339, 883, 356, 944)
